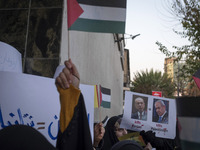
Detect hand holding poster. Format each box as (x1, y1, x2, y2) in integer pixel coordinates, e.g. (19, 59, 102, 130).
(120, 91, 176, 139)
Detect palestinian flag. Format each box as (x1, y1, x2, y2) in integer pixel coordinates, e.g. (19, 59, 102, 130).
(176, 96, 200, 149)
(68, 0, 127, 33)
(193, 69, 200, 90)
(100, 86, 111, 108)
(67, 0, 84, 28)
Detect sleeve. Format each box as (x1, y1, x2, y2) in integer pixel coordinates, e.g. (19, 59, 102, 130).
(94, 139, 104, 150)
(140, 130, 175, 150)
(56, 85, 93, 150)
(57, 85, 80, 133)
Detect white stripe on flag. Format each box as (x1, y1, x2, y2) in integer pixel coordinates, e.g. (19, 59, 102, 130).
(179, 117, 200, 143)
(80, 4, 126, 22)
(102, 93, 111, 102)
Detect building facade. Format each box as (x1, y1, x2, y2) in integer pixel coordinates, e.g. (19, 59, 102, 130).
(164, 57, 200, 96)
(0, 0, 127, 121)
(123, 48, 130, 89)
(164, 57, 177, 82)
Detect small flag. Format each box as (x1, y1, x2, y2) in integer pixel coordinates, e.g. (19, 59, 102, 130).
(69, 0, 127, 33)
(100, 85, 111, 108)
(94, 85, 99, 108)
(192, 69, 200, 90)
(67, 0, 84, 28)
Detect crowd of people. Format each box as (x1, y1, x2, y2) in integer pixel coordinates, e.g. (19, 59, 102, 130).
(0, 59, 181, 150)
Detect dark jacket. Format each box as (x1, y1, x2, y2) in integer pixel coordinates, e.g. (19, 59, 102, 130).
(102, 116, 121, 150)
(140, 130, 176, 150)
(56, 93, 93, 150)
(94, 139, 104, 150)
(153, 112, 168, 124)
(131, 111, 147, 120)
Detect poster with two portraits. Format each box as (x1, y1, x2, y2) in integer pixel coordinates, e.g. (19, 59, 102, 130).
(120, 91, 176, 139)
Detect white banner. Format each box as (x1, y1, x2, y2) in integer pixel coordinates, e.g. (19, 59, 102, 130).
(0, 41, 22, 73)
(0, 71, 94, 146)
(120, 91, 176, 139)
(80, 84, 94, 143)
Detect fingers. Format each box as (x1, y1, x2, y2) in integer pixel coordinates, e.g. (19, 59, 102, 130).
(56, 76, 65, 89)
(56, 59, 80, 89)
(67, 58, 80, 80)
(56, 60, 73, 89)
(144, 142, 152, 150)
(56, 72, 70, 89)
(62, 65, 73, 83)
(94, 123, 105, 138)
(65, 59, 72, 70)
(99, 123, 105, 134)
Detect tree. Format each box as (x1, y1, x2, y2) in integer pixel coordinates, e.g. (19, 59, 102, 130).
(130, 69, 175, 98)
(156, 0, 200, 79)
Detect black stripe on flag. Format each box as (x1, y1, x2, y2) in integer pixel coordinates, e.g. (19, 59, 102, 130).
(176, 96, 200, 117)
(193, 68, 200, 90)
(193, 69, 200, 78)
(101, 86, 111, 95)
(77, 0, 126, 8)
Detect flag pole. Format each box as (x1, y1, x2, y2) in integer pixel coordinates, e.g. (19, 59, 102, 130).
(99, 104, 102, 122)
(66, 0, 83, 60)
(99, 85, 102, 122)
(59, 0, 68, 65)
(66, 0, 70, 59)
(68, 31, 70, 59)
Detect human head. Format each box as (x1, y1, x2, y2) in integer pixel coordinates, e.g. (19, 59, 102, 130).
(111, 140, 143, 150)
(134, 97, 145, 113)
(102, 115, 127, 150)
(155, 100, 166, 116)
(114, 118, 127, 138)
(0, 125, 56, 150)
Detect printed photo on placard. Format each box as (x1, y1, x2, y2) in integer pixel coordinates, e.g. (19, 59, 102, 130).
(152, 99, 169, 124)
(131, 95, 148, 121)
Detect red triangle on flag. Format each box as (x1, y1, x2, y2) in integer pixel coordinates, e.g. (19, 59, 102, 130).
(193, 76, 200, 90)
(67, 0, 83, 28)
(193, 68, 200, 90)
(99, 85, 102, 106)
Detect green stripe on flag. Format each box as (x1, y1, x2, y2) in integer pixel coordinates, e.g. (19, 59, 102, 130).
(69, 18, 125, 34)
(181, 140, 200, 150)
(101, 101, 110, 108)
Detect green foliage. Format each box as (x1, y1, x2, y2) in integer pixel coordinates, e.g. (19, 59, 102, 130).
(130, 69, 175, 98)
(156, 0, 200, 78)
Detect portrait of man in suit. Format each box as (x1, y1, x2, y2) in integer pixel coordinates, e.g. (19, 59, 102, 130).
(153, 99, 169, 124)
(131, 96, 147, 121)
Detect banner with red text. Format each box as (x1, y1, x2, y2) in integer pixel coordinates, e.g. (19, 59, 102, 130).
(120, 91, 176, 139)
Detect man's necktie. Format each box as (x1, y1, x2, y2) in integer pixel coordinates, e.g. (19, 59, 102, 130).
(158, 116, 162, 123)
(140, 113, 142, 120)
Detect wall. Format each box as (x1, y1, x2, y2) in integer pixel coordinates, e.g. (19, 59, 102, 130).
(0, 0, 62, 77)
